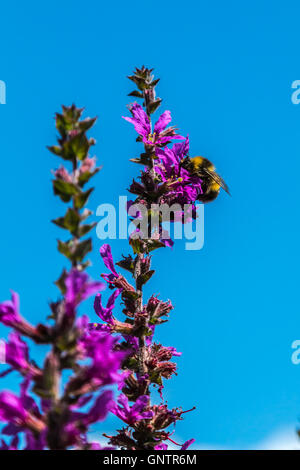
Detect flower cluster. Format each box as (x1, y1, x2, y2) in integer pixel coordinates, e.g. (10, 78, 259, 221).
(0, 106, 125, 450)
(123, 72, 209, 246)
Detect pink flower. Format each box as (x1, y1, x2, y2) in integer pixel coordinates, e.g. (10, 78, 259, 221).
(54, 166, 73, 182)
(80, 157, 96, 174)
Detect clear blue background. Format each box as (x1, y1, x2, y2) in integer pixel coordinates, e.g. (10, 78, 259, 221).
(1, 0, 300, 449)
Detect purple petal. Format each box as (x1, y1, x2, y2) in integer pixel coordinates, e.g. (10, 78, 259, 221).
(154, 110, 172, 134)
(94, 294, 113, 323)
(84, 390, 113, 424)
(133, 395, 149, 412)
(0, 391, 27, 422)
(181, 438, 195, 450)
(106, 289, 122, 310)
(100, 244, 118, 277)
(123, 103, 150, 137)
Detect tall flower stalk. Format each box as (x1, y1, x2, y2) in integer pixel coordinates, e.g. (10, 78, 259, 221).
(0, 106, 126, 450)
(94, 67, 224, 450)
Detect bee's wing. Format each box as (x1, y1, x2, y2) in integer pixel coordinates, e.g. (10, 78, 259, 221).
(204, 168, 231, 195)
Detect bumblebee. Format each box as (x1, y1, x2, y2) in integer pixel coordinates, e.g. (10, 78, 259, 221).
(181, 156, 230, 203)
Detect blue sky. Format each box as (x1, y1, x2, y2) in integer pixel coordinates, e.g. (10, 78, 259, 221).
(1, 0, 300, 449)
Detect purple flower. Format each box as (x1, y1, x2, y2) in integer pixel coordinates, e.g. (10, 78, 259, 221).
(70, 329, 127, 396)
(0, 391, 28, 424)
(154, 136, 203, 208)
(110, 394, 154, 426)
(123, 103, 184, 147)
(123, 103, 150, 138)
(18, 379, 41, 419)
(66, 269, 105, 305)
(167, 346, 182, 357)
(154, 443, 168, 450)
(2, 332, 41, 378)
(181, 438, 195, 450)
(55, 392, 114, 449)
(24, 430, 46, 450)
(117, 369, 132, 391)
(100, 244, 119, 283)
(0, 291, 22, 327)
(83, 390, 113, 425)
(87, 442, 112, 450)
(5, 333, 29, 370)
(65, 269, 105, 319)
(94, 289, 121, 324)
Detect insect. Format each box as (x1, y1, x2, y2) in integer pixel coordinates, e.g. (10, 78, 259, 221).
(181, 156, 230, 203)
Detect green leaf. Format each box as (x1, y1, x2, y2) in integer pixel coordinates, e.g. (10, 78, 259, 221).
(128, 90, 143, 98)
(65, 208, 81, 233)
(129, 237, 143, 254)
(54, 269, 68, 294)
(57, 239, 72, 259)
(151, 78, 160, 87)
(47, 145, 62, 156)
(53, 180, 79, 202)
(146, 239, 166, 252)
(137, 269, 155, 286)
(74, 187, 94, 209)
(122, 290, 139, 301)
(52, 216, 66, 229)
(72, 238, 92, 262)
(62, 104, 84, 122)
(52, 209, 80, 235)
(127, 75, 147, 90)
(55, 113, 68, 137)
(116, 255, 135, 274)
(78, 168, 100, 187)
(149, 370, 162, 386)
(78, 222, 97, 237)
(148, 99, 162, 114)
(69, 132, 90, 161)
(129, 153, 153, 166)
(78, 117, 97, 132)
